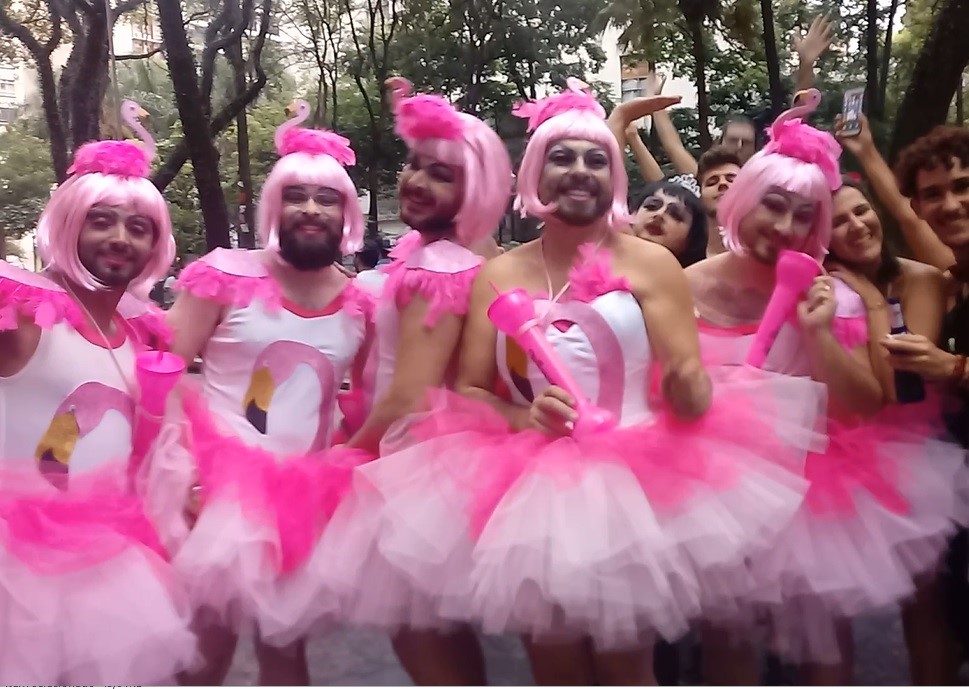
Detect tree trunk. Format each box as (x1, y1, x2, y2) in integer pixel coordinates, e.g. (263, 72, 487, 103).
(227, 42, 256, 248)
(864, 0, 880, 119)
(876, 0, 900, 119)
(759, 0, 784, 117)
(156, 0, 232, 250)
(38, 62, 70, 182)
(687, 19, 712, 150)
(890, 0, 969, 160)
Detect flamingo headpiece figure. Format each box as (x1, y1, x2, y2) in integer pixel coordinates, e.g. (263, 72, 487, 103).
(256, 98, 364, 255)
(384, 77, 513, 247)
(37, 99, 176, 299)
(717, 88, 842, 260)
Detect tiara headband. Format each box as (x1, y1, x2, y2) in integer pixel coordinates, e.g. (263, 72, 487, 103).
(763, 89, 842, 191)
(67, 100, 154, 178)
(274, 99, 356, 166)
(512, 77, 606, 133)
(386, 77, 464, 142)
(668, 174, 701, 197)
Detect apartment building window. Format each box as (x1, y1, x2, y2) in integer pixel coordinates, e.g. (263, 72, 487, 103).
(0, 80, 15, 96)
(620, 56, 651, 102)
(0, 107, 18, 124)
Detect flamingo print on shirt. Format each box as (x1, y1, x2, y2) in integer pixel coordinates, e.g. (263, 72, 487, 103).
(242, 340, 338, 451)
(34, 382, 134, 486)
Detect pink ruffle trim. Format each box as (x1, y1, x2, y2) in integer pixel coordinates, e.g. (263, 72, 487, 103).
(568, 244, 632, 303)
(175, 260, 281, 311)
(383, 262, 480, 327)
(0, 275, 85, 331)
(183, 392, 374, 573)
(0, 464, 167, 575)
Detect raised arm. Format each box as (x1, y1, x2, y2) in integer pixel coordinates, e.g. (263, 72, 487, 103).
(792, 14, 834, 94)
(837, 114, 955, 270)
(624, 124, 664, 183)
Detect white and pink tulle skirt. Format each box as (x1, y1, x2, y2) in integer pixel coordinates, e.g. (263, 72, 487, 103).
(318, 367, 825, 649)
(0, 463, 196, 685)
(172, 392, 373, 646)
(750, 400, 969, 665)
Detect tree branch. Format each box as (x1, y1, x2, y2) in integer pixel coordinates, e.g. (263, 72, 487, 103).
(153, 0, 270, 191)
(116, 47, 163, 59)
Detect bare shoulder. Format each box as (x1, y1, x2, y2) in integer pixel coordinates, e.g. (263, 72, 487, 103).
(898, 257, 945, 292)
(476, 240, 540, 289)
(613, 233, 680, 273)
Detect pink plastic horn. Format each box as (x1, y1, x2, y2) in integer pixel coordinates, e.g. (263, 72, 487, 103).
(130, 350, 186, 481)
(746, 250, 822, 368)
(488, 285, 617, 437)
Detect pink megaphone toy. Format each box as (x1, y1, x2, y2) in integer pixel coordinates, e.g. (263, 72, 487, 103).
(488, 286, 617, 437)
(745, 250, 822, 368)
(130, 350, 186, 480)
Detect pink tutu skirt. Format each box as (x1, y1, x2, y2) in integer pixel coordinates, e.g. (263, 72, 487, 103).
(0, 463, 196, 685)
(173, 391, 373, 645)
(751, 399, 969, 664)
(320, 367, 825, 649)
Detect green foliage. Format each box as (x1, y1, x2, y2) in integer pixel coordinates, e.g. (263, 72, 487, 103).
(0, 123, 55, 240)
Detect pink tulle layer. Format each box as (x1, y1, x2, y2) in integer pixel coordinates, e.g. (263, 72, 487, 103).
(319, 368, 825, 648)
(175, 393, 375, 641)
(0, 464, 166, 574)
(0, 464, 196, 684)
(751, 399, 969, 665)
(184, 393, 373, 573)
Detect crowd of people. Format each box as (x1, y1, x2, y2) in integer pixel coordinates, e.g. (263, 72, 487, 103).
(1, 35, 969, 687)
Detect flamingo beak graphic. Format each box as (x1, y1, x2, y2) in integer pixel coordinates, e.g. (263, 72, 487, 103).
(35, 412, 78, 480)
(243, 367, 274, 434)
(285, 100, 299, 117)
(505, 338, 534, 403)
(136, 106, 150, 120)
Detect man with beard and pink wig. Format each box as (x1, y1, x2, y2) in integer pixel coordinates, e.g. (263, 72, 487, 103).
(165, 101, 373, 685)
(0, 101, 196, 685)
(311, 77, 513, 685)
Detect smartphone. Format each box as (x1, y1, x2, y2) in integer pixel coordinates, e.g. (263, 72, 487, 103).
(841, 87, 865, 136)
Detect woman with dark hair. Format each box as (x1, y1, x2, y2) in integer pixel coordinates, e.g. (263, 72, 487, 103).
(824, 176, 967, 684)
(630, 179, 708, 267)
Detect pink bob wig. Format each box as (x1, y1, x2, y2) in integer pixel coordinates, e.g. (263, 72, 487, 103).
(387, 77, 513, 247)
(513, 78, 631, 231)
(718, 89, 842, 260)
(37, 168, 176, 300)
(257, 151, 365, 255)
(258, 105, 365, 255)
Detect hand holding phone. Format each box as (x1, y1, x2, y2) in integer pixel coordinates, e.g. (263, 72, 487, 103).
(840, 87, 865, 137)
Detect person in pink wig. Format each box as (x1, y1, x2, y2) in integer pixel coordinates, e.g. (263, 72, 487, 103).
(334, 78, 825, 685)
(685, 90, 968, 683)
(308, 77, 513, 685)
(0, 100, 195, 685)
(163, 100, 374, 685)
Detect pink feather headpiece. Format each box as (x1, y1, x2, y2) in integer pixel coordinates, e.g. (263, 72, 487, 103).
(763, 89, 842, 191)
(386, 77, 464, 142)
(278, 128, 356, 166)
(512, 77, 606, 133)
(67, 140, 151, 179)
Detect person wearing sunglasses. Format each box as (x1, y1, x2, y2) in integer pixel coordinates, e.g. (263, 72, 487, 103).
(631, 179, 708, 267)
